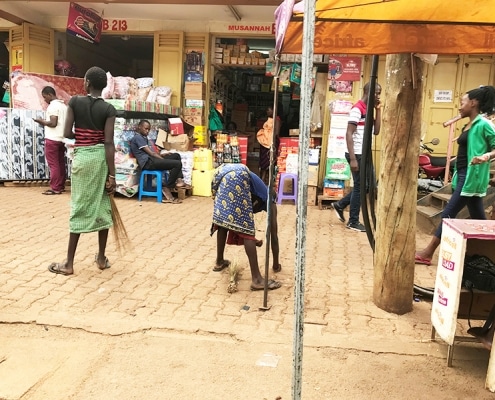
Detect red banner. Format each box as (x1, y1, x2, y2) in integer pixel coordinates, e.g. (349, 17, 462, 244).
(328, 56, 362, 82)
(66, 2, 102, 44)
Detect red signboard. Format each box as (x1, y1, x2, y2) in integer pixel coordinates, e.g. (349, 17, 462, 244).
(328, 56, 362, 82)
(66, 2, 102, 44)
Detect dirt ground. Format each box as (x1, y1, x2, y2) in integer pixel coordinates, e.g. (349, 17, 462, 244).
(1, 322, 494, 400)
(2, 187, 495, 399)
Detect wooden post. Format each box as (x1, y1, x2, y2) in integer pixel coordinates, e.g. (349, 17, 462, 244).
(373, 53, 424, 314)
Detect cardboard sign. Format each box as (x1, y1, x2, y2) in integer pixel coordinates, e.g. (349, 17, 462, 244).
(66, 2, 102, 44)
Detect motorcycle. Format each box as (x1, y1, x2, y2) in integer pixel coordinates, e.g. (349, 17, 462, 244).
(418, 138, 455, 195)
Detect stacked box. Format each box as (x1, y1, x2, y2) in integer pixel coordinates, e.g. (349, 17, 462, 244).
(308, 185, 318, 206)
(184, 82, 206, 99)
(183, 83, 207, 143)
(323, 179, 345, 198)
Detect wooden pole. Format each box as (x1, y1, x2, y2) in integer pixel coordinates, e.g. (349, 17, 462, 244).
(373, 53, 424, 314)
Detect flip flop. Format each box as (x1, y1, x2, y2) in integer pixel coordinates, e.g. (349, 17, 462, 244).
(94, 254, 111, 270)
(250, 279, 282, 291)
(48, 262, 73, 276)
(213, 259, 230, 272)
(42, 189, 62, 195)
(415, 254, 432, 266)
(162, 198, 182, 204)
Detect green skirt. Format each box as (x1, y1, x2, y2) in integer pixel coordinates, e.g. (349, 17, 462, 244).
(69, 144, 113, 234)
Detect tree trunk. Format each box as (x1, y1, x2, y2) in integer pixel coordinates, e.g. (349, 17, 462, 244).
(373, 53, 424, 314)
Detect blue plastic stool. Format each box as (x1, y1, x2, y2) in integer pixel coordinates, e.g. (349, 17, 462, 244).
(138, 170, 163, 202)
(276, 173, 298, 205)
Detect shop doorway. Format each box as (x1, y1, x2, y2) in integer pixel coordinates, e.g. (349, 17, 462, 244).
(64, 34, 153, 78)
(0, 31, 9, 106)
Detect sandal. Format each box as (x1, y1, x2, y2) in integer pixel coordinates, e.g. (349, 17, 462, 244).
(162, 198, 182, 204)
(213, 260, 230, 272)
(94, 254, 111, 270)
(250, 279, 282, 291)
(42, 189, 62, 195)
(48, 262, 73, 276)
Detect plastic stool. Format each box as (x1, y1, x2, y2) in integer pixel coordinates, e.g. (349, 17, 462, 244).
(277, 173, 298, 204)
(138, 170, 163, 202)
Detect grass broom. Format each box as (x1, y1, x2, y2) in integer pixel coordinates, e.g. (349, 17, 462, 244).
(109, 194, 131, 254)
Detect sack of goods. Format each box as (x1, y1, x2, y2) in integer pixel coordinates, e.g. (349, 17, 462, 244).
(462, 255, 495, 292)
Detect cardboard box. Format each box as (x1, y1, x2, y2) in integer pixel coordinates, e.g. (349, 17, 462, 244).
(193, 126, 208, 147)
(184, 72, 204, 82)
(323, 187, 344, 198)
(308, 185, 318, 206)
(185, 99, 205, 108)
(182, 106, 204, 117)
(324, 179, 345, 188)
(183, 115, 205, 126)
(192, 169, 215, 197)
(289, 129, 300, 136)
(309, 148, 320, 165)
(308, 165, 319, 186)
(156, 120, 195, 152)
(184, 82, 206, 99)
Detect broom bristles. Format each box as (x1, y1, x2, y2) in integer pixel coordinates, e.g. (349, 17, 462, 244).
(109, 195, 131, 253)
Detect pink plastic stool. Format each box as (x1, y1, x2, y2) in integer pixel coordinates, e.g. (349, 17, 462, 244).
(277, 173, 298, 205)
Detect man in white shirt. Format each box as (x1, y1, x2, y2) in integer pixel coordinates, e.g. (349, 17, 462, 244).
(330, 82, 382, 232)
(34, 86, 67, 195)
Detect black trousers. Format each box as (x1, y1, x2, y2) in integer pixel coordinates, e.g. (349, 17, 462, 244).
(144, 153, 183, 188)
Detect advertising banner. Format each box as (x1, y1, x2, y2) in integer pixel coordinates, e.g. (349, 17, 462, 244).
(66, 2, 102, 44)
(328, 56, 362, 82)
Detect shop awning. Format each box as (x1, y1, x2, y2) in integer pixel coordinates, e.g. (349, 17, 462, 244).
(278, 0, 495, 55)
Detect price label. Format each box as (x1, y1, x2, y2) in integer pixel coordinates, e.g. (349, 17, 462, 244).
(102, 19, 128, 31)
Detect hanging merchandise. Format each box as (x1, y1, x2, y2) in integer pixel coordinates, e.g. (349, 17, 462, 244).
(209, 104, 224, 131)
(310, 94, 322, 132)
(215, 99, 223, 114)
(290, 63, 301, 85)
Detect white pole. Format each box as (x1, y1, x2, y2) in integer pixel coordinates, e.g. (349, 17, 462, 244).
(292, 0, 315, 398)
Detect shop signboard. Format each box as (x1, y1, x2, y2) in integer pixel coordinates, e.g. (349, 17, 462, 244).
(66, 2, 103, 44)
(328, 56, 362, 82)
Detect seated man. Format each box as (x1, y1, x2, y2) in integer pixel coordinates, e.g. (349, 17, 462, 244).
(210, 163, 282, 291)
(130, 119, 187, 203)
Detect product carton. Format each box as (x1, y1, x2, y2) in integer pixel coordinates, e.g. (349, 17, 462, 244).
(193, 126, 208, 146)
(183, 115, 206, 126)
(182, 106, 204, 117)
(156, 120, 195, 152)
(308, 185, 318, 206)
(308, 165, 319, 186)
(184, 82, 206, 99)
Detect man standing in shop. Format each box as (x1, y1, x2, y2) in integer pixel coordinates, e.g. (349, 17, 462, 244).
(330, 82, 382, 232)
(34, 86, 67, 195)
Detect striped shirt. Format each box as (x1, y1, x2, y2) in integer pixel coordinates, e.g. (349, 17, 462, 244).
(68, 95, 116, 147)
(347, 99, 367, 155)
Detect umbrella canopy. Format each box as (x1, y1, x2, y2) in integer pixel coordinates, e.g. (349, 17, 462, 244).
(279, 0, 495, 54)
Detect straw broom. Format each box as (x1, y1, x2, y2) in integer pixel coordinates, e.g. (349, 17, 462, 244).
(109, 194, 131, 253)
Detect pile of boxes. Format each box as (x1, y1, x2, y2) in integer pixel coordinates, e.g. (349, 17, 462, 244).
(214, 43, 266, 66)
(183, 82, 207, 147)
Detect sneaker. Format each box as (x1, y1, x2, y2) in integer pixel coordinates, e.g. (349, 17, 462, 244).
(346, 221, 366, 232)
(330, 202, 345, 223)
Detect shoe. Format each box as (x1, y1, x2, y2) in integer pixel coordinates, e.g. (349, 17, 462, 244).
(330, 202, 345, 223)
(346, 221, 366, 232)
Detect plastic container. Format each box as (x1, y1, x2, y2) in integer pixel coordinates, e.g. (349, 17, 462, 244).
(193, 148, 213, 170)
(192, 169, 215, 197)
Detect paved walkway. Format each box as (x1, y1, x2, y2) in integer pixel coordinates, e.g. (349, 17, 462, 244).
(0, 184, 440, 345)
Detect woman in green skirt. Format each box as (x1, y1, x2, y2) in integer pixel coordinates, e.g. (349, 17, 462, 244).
(48, 66, 117, 276)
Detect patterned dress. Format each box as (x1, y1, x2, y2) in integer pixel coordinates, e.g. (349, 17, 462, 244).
(211, 163, 268, 243)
